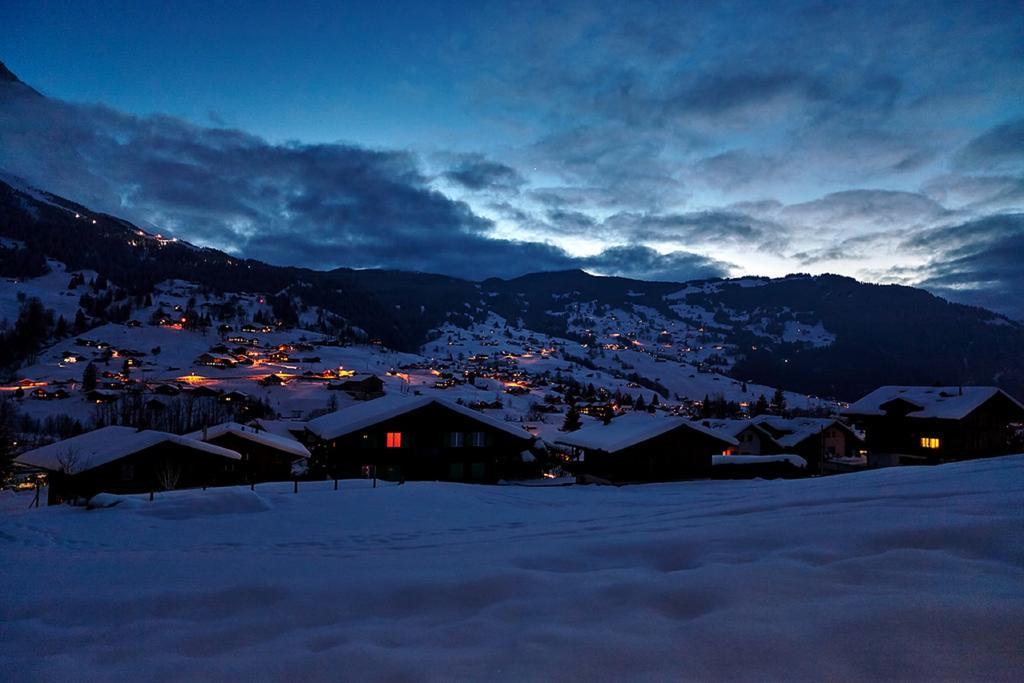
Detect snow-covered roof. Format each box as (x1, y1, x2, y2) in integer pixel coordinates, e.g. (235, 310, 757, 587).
(712, 454, 807, 468)
(698, 419, 758, 440)
(305, 394, 533, 442)
(843, 386, 1024, 420)
(750, 416, 856, 447)
(249, 418, 309, 441)
(703, 416, 860, 447)
(185, 422, 310, 458)
(555, 412, 737, 453)
(14, 426, 241, 474)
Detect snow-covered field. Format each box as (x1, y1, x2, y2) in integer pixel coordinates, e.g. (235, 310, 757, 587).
(2, 456, 1022, 680)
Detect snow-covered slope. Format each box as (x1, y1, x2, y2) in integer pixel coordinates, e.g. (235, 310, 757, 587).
(4, 172, 1024, 401)
(1, 455, 1021, 679)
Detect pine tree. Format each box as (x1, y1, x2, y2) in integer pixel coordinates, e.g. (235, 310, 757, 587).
(635, 395, 646, 411)
(771, 387, 787, 415)
(561, 406, 582, 432)
(753, 394, 770, 416)
(82, 362, 98, 392)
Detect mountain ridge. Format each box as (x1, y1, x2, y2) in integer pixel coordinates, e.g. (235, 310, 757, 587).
(1, 175, 1021, 400)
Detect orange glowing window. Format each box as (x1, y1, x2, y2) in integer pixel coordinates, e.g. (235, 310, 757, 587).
(920, 437, 940, 449)
(386, 432, 403, 448)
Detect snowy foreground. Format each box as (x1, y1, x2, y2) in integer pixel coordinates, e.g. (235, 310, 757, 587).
(2, 458, 1023, 681)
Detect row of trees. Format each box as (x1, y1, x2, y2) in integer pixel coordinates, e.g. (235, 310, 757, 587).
(92, 394, 273, 434)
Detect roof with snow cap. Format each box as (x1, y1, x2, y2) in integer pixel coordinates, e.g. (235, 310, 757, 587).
(15, 425, 241, 474)
(843, 386, 1024, 420)
(555, 412, 737, 453)
(185, 422, 310, 458)
(750, 416, 859, 447)
(305, 394, 534, 441)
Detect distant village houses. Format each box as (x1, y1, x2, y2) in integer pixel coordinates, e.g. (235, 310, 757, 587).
(704, 415, 863, 474)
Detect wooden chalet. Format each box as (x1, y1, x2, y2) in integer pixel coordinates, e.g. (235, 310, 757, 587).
(843, 386, 1024, 466)
(86, 389, 121, 405)
(555, 412, 736, 483)
(153, 383, 181, 396)
(304, 395, 535, 483)
(14, 426, 242, 505)
(188, 385, 221, 398)
(187, 422, 309, 483)
(327, 374, 385, 400)
(704, 416, 863, 474)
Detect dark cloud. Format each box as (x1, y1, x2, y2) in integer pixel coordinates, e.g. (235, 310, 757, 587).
(902, 214, 1024, 319)
(954, 118, 1024, 173)
(923, 174, 1024, 213)
(442, 154, 526, 192)
(791, 231, 898, 265)
(779, 190, 951, 234)
(600, 211, 788, 251)
(579, 245, 731, 282)
(464, 1, 1022, 209)
(527, 124, 687, 210)
(0, 79, 729, 283)
(691, 150, 782, 191)
(667, 70, 828, 120)
(545, 208, 597, 231)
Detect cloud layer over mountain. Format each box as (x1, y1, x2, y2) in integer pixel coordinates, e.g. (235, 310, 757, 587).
(1, 1, 1021, 317)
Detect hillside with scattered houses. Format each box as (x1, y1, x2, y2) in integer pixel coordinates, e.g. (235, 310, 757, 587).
(2, 176, 1023, 404)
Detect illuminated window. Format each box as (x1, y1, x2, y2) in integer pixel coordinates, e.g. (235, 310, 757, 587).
(920, 437, 940, 449)
(386, 432, 403, 448)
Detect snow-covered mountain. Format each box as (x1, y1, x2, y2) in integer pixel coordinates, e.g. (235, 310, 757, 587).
(2, 174, 1023, 410)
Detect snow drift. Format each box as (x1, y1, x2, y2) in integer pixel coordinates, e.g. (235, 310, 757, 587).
(1, 456, 1022, 680)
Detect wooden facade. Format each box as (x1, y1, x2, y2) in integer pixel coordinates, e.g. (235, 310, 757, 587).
(846, 390, 1024, 466)
(45, 442, 241, 505)
(330, 375, 385, 400)
(200, 432, 300, 484)
(733, 421, 861, 474)
(559, 423, 730, 484)
(308, 402, 534, 483)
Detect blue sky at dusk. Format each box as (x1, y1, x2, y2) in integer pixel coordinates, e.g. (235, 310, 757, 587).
(1, 0, 1022, 316)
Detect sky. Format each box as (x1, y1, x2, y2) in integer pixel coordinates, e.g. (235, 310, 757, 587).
(1, 0, 1022, 317)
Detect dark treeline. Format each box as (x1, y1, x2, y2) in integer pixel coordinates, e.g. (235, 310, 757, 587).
(92, 394, 273, 434)
(0, 245, 49, 278)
